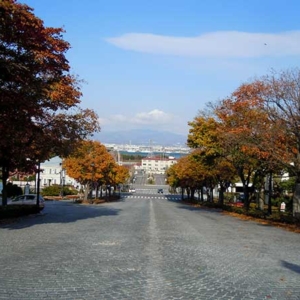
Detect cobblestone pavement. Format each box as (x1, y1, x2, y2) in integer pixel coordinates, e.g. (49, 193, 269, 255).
(0, 196, 300, 300)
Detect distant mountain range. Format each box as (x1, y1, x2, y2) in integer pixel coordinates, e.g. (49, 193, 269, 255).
(94, 129, 188, 146)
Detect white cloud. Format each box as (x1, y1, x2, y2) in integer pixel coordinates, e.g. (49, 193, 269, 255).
(134, 109, 173, 124)
(110, 114, 128, 122)
(106, 31, 300, 58)
(98, 109, 185, 132)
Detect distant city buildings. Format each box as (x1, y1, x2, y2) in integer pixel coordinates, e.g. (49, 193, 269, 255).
(103, 143, 190, 155)
(8, 143, 184, 190)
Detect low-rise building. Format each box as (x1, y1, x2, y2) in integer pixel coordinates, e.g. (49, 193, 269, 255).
(140, 156, 177, 174)
(40, 157, 79, 188)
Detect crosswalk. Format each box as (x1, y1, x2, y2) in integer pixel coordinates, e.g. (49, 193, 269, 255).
(121, 195, 181, 200)
(129, 189, 169, 195)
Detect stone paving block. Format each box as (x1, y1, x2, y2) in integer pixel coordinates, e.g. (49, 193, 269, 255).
(0, 199, 300, 299)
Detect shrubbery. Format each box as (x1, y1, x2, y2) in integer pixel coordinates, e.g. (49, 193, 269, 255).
(279, 177, 296, 194)
(195, 199, 299, 226)
(6, 183, 22, 198)
(224, 192, 240, 203)
(41, 185, 77, 196)
(271, 195, 293, 212)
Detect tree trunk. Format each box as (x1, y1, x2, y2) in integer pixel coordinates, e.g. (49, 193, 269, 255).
(83, 184, 90, 202)
(256, 188, 264, 210)
(218, 185, 226, 206)
(186, 187, 190, 200)
(243, 185, 250, 211)
(108, 186, 111, 198)
(95, 185, 99, 198)
(268, 172, 272, 215)
(208, 187, 213, 202)
(36, 161, 41, 208)
(1, 164, 9, 206)
(190, 188, 195, 201)
(293, 182, 300, 217)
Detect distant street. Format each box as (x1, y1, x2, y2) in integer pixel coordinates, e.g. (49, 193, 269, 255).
(132, 172, 167, 187)
(0, 194, 300, 299)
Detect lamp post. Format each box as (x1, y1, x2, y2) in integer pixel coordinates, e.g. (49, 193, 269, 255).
(90, 163, 95, 201)
(24, 182, 30, 195)
(36, 160, 41, 208)
(60, 168, 65, 198)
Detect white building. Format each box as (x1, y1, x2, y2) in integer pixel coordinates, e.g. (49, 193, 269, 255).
(140, 156, 177, 174)
(40, 157, 79, 188)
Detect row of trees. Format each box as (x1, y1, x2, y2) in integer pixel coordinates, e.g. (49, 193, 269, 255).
(63, 140, 129, 201)
(0, 1, 101, 205)
(167, 68, 300, 216)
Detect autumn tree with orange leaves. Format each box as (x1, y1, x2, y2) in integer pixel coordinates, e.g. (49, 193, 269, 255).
(213, 82, 272, 210)
(187, 81, 288, 211)
(63, 141, 129, 202)
(187, 116, 236, 205)
(219, 80, 295, 211)
(261, 68, 300, 215)
(0, 1, 100, 205)
(167, 153, 215, 202)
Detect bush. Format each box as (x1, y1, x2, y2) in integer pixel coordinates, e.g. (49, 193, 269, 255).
(271, 195, 293, 212)
(224, 192, 239, 203)
(41, 185, 77, 196)
(6, 183, 22, 198)
(246, 209, 268, 219)
(279, 177, 296, 194)
(266, 212, 295, 224)
(223, 204, 245, 214)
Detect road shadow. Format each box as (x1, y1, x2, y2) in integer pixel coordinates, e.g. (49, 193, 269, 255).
(175, 205, 223, 222)
(165, 195, 222, 216)
(0, 201, 121, 230)
(281, 260, 300, 274)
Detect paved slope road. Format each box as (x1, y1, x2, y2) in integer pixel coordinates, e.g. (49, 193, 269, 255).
(0, 197, 299, 299)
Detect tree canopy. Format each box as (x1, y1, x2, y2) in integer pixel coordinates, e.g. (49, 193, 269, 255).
(0, 0, 100, 204)
(63, 140, 129, 201)
(185, 68, 300, 214)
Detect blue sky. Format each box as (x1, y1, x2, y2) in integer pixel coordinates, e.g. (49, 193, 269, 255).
(24, 0, 300, 137)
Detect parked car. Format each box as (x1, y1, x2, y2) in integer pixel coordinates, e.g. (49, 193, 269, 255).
(10, 194, 45, 209)
(129, 188, 136, 193)
(157, 189, 163, 194)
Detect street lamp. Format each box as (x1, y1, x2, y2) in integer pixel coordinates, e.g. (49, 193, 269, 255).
(36, 160, 41, 208)
(90, 163, 95, 201)
(60, 166, 65, 198)
(24, 182, 30, 195)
